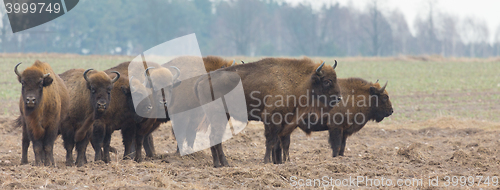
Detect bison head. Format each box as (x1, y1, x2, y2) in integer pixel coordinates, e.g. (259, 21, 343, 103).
(143, 66, 181, 110)
(15, 62, 53, 113)
(83, 69, 120, 117)
(125, 76, 154, 121)
(369, 81, 393, 122)
(311, 60, 341, 107)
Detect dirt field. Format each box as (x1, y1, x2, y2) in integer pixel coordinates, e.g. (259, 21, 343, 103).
(0, 115, 498, 189)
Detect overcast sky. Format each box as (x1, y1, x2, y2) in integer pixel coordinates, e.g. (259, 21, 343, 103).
(285, 0, 500, 43)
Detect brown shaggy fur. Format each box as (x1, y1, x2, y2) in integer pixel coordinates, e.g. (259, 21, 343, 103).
(59, 68, 119, 166)
(195, 57, 341, 165)
(279, 78, 393, 161)
(15, 60, 69, 166)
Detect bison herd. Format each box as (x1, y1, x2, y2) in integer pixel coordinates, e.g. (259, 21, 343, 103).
(13, 56, 393, 167)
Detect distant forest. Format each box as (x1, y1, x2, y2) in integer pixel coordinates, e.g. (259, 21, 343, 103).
(1, 0, 499, 57)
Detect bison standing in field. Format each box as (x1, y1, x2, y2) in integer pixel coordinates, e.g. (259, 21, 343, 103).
(114, 56, 239, 165)
(120, 63, 180, 162)
(195, 58, 342, 165)
(278, 78, 393, 161)
(14, 61, 69, 166)
(122, 56, 238, 164)
(59, 68, 120, 166)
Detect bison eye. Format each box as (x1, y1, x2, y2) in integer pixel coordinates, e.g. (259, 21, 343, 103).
(381, 96, 388, 102)
(91, 88, 96, 94)
(323, 80, 331, 86)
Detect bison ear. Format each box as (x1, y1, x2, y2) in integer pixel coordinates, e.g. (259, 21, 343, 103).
(43, 74, 53, 87)
(121, 85, 130, 95)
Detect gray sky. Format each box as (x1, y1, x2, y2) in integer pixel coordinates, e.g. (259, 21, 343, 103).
(286, 0, 500, 43)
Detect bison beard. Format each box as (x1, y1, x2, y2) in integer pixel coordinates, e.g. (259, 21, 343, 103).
(278, 78, 393, 161)
(14, 61, 70, 166)
(194, 57, 341, 165)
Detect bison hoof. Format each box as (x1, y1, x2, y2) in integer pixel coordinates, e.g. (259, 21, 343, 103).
(66, 162, 74, 167)
(76, 161, 85, 167)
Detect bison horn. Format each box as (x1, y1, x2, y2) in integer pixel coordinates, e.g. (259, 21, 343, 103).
(43, 73, 50, 78)
(316, 61, 325, 74)
(332, 60, 337, 69)
(170, 66, 181, 81)
(111, 71, 120, 84)
(144, 67, 155, 77)
(232, 60, 236, 66)
(241, 60, 245, 64)
(14, 62, 22, 77)
(379, 81, 388, 92)
(375, 79, 379, 84)
(83, 68, 94, 82)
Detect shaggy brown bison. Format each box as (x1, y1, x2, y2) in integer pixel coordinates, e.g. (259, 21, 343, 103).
(195, 57, 341, 165)
(14, 61, 69, 166)
(278, 78, 393, 161)
(121, 62, 180, 162)
(59, 68, 120, 166)
(125, 56, 238, 165)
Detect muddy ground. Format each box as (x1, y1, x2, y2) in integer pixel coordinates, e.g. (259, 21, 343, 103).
(0, 116, 499, 189)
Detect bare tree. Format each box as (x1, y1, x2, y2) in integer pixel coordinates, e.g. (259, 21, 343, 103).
(459, 17, 489, 57)
(495, 24, 500, 56)
(213, 0, 265, 56)
(386, 10, 411, 55)
(435, 13, 459, 57)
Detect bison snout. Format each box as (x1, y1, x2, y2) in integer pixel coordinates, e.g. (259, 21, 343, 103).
(26, 96, 36, 108)
(97, 100, 107, 111)
(386, 109, 394, 117)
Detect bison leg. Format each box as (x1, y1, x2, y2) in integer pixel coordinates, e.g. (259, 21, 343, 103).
(43, 129, 58, 166)
(91, 121, 105, 162)
(102, 128, 112, 163)
(338, 133, 348, 156)
(32, 139, 44, 166)
(121, 126, 135, 160)
(263, 125, 273, 164)
(75, 135, 90, 167)
(272, 139, 282, 164)
(134, 134, 144, 163)
(143, 133, 156, 158)
(21, 127, 30, 165)
(281, 135, 291, 162)
(328, 128, 343, 157)
(210, 146, 222, 168)
(264, 124, 281, 164)
(215, 143, 229, 167)
(62, 131, 75, 166)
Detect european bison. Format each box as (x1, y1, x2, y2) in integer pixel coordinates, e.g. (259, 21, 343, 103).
(195, 57, 342, 165)
(124, 55, 239, 166)
(121, 62, 180, 162)
(278, 78, 393, 161)
(14, 61, 69, 166)
(59, 68, 120, 166)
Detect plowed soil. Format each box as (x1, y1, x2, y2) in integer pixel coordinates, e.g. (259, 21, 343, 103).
(0, 116, 499, 189)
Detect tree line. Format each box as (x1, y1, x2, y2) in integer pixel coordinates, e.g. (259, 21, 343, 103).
(1, 0, 499, 57)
